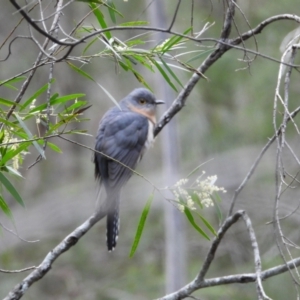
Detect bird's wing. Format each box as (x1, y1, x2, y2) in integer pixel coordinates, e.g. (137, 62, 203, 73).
(94, 109, 149, 191)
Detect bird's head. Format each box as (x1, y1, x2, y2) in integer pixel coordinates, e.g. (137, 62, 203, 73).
(121, 88, 164, 123)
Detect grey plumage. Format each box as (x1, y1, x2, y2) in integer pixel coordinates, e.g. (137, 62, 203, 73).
(94, 88, 163, 251)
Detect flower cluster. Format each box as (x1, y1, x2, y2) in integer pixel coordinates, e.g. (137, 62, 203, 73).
(2, 130, 24, 171)
(172, 172, 226, 212)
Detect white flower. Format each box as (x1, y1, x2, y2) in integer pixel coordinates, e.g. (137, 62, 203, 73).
(172, 172, 226, 213)
(177, 204, 185, 212)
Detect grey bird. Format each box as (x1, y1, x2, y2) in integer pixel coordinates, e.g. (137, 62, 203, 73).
(94, 88, 164, 251)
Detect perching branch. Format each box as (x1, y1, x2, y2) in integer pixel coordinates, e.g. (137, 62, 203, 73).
(157, 210, 296, 300)
(3, 211, 106, 300)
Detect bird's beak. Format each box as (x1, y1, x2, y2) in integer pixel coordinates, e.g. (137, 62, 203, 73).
(155, 99, 165, 105)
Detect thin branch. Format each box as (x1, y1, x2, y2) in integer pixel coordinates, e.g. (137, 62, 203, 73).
(3, 211, 105, 300)
(0, 221, 39, 243)
(241, 212, 271, 300)
(228, 105, 300, 216)
(157, 208, 300, 300)
(196, 210, 243, 282)
(0, 266, 36, 274)
(157, 255, 300, 300)
(168, 0, 181, 31)
(9, 0, 76, 46)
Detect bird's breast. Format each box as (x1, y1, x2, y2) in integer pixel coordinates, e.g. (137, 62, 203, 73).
(145, 120, 154, 149)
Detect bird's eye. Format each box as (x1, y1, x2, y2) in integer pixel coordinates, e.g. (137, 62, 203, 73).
(139, 98, 146, 105)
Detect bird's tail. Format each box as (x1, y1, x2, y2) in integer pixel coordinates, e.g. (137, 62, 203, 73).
(106, 196, 120, 252)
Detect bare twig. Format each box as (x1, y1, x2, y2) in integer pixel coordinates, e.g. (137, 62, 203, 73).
(0, 266, 36, 274)
(241, 212, 271, 300)
(156, 210, 300, 300)
(168, 0, 181, 31)
(0, 222, 39, 243)
(228, 105, 300, 216)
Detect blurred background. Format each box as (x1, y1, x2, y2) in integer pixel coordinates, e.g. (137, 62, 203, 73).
(1, 0, 300, 299)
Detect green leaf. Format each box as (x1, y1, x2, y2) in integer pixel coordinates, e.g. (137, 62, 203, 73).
(126, 39, 145, 47)
(61, 101, 87, 113)
(185, 49, 215, 64)
(211, 193, 223, 223)
(184, 207, 210, 240)
(76, 0, 103, 3)
(0, 172, 24, 207)
(29, 93, 85, 114)
(107, 0, 116, 23)
(14, 113, 46, 159)
(0, 76, 26, 85)
(159, 57, 183, 88)
(82, 37, 98, 55)
(133, 55, 154, 72)
(129, 193, 154, 257)
(0, 98, 18, 107)
(20, 79, 55, 112)
(0, 195, 13, 218)
(119, 21, 148, 26)
(47, 142, 62, 153)
(52, 94, 86, 105)
(0, 117, 18, 129)
(90, 3, 112, 40)
(124, 58, 152, 90)
(191, 192, 203, 209)
(195, 212, 217, 236)
(67, 62, 95, 81)
(28, 93, 58, 114)
(1, 142, 30, 166)
(162, 27, 192, 54)
(69, 60, 119, 108)
(0, 76, 26, 90)
(119, 60, 129, 71)
(150, 59, 177, 92)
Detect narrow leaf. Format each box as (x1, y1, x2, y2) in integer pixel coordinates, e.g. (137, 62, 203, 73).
(52, 94, 85, 105)
(129, 193, 154, 257)
(61, 101, 87, 113)
(0, 117, 18, 129)
(211, 193, 223, 223)
(107, 0, 116, 23)
(6, 166, 23, 178)
(28, 93, 59, 114)
(90, 3, 112, 39)
(0, 76, 26, 90)
(0, 76, 26, 86)
(159, 57, 183, 88)
(191, 193, 203, 209)
(14, 113, 46, 159)
(20, 79, 55, 112)
(151, 59, 177, 92)
(184, 207, 210, 240)
(0, 195, 13, 218)
(1, 142, 30, 166)
(96, 82, 120, 108)
(47, 142, 62, 153)
(67, 62, 95, 81)
(83, 37, 98, 55)
(195, 212, 217, 236)
(0, 172, 24, 207)
(0, 98, 18, 107)
(119, 21, 148, 26)
(185, 49, 215, 64)
(162, 27, 192, 54)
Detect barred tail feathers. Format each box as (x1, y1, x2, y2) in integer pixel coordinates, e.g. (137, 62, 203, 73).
(106, 203, 120, 251)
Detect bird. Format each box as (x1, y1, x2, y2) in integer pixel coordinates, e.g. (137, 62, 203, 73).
(94, 88, 164, 251)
